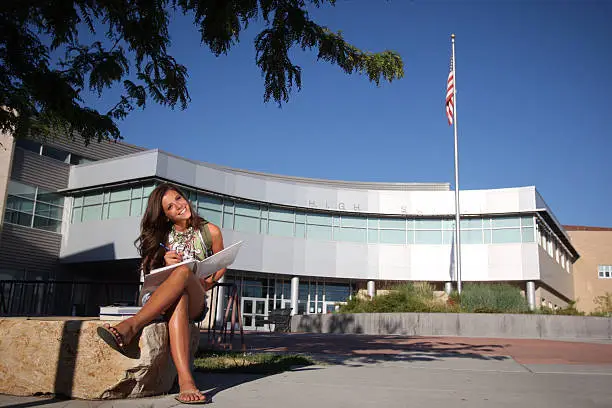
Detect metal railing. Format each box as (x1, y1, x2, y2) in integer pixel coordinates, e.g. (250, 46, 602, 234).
(0, 280, 141, 317)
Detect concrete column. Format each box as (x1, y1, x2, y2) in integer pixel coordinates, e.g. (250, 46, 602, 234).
(526, 281, 536, 311)
(444, 282, 453, 295)
(290, 277, 299, 315)
(214, 276, 226, 327)
(367, 280, 375, 298)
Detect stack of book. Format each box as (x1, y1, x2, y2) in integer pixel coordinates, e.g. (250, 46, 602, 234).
(99, 306, 141, 320)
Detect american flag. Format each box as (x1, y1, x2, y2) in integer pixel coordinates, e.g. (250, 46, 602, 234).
(446, 55, 455, 125)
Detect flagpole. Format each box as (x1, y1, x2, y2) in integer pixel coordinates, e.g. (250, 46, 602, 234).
(451, 33, 462, 294)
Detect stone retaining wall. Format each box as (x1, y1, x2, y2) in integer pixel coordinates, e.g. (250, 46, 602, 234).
(291, 313, 612, 340)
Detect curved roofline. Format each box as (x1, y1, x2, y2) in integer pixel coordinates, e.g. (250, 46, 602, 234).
(156, 149, 451, 192)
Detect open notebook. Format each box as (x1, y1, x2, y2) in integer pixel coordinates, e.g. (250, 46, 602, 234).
(143, 240, 243, 288)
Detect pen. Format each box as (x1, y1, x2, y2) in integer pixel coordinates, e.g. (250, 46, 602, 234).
(159, 242, 172, 251)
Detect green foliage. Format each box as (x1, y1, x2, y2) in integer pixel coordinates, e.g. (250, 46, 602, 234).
(593, 292, 612, 316)
(1, 0, 404, 144)
(536, 300, 584, 316)
(339, 282, 456, 314)
(458, 283, 529, 314)
(194, 351, 314, 374)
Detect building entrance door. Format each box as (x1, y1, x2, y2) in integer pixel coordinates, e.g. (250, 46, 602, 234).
(241, 297, 268, 330)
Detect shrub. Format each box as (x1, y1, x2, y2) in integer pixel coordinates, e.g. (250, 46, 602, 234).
(459, 283, 528, 313)
(594, 292, 612, 316)
(338, 282, 450, 313)
(536, 301, 584, 316)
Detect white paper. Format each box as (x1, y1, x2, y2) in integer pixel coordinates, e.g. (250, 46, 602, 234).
(143, 241, 243, 288)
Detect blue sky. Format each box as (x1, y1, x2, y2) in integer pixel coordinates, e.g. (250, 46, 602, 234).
(99, 1, 612, 227)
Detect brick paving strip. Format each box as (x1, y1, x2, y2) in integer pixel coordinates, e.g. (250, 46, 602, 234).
(217, 332, 612, 365)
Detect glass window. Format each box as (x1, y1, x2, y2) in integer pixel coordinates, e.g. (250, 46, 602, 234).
(368, 229, 378, 243)
(491, 228, 521, 243)
(380, 229, 406, 244)
(295, 223, 305, 238)
(198, 194, 222, 210)
(461, 229, 483, 244)
(108, 200, 130, 219)
(73, 196, 83, 207)
(521, 227, 535, 243)
(222, 212, 234, 229)
(442, 219, 456, 230)
(33, 217, 61, 233)
(37, 190, 64, 206)
(131, 187, 143, 199)
(109, 189, 131, 202)
(460, 218, 482, 229)
(415, 230, 443, 244)
(6, 196, 34, 213)
(72, 207, 82, 223)
(143, 184, 155, 199)
(598, 265, 612, 279)
(260, 218, 268, 234)
(334, 227, 366, 243)
(307, 213, 332, 226)
(235, 202, 260, 217)
(367, 218, 378, 229)
(82, 205, 102, 221)
(341, 216, 366, 228)
(5, 180, 65, 232)
(8, 181, 36, 200)
(130, 198, 142, 217)
(83, 193, 103, 206)
(5, 210, 32, 227)
(379, 218, 405, 229)
(492, 217, 520, 228)
(415, 219, 441, 229)
(269, 207, 294, 222)
(235, 214, 260, 234)
(296, 212, 306, 223)
(325, 284, 350, 302)
(442, 230, 454, 245)
(70, 154, 94, 165)
(198, 208, 222, 226)
(269, 220, 293, 237)
(521, 216, 534, 227)
(307, 224, 332, 240)
(35, 202, 62, 219)
(16, 139, 42, 154)
(42, 145, 70, 162)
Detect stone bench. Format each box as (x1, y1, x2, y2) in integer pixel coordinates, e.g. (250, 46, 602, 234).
(0, 317, 200, 399)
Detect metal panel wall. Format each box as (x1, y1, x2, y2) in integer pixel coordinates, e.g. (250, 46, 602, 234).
(40, 133, 144, 161)
(10, 149, 70, 191)
(0, 224, 61, 279)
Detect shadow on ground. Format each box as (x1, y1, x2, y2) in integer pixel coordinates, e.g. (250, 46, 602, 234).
(203, 332, 512, 367)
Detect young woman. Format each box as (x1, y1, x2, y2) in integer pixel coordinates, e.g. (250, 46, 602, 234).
(98, 183, 225, 404)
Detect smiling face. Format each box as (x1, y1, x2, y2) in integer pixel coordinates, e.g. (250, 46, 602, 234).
(161, 189, 192, 227)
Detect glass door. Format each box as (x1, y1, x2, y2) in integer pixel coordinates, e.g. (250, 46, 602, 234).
(241, 297, 268, 331)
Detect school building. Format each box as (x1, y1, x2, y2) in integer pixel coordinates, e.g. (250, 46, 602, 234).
(0, 134, 608, 326)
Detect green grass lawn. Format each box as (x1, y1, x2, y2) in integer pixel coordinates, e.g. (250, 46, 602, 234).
(194, 351, 316, 374)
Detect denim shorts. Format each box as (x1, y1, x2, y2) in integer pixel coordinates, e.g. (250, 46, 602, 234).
(139, 288, 208, 322)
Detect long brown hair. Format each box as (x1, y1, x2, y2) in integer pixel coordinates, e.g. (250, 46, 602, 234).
(134, 182, 204, 274)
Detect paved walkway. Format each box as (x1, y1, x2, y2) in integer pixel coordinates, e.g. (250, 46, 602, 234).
(226, 332, 612, 365)
(2, 333, 612, 408)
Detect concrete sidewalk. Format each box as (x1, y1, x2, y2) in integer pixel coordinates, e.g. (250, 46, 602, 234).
(2, 334, 612, 408)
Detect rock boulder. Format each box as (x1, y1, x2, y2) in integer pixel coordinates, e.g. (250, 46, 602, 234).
(0, 318, 200, 399)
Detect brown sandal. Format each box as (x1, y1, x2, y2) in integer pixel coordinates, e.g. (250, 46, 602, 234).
(174, 389, 209, 404)
(97, 324, 128, 356)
